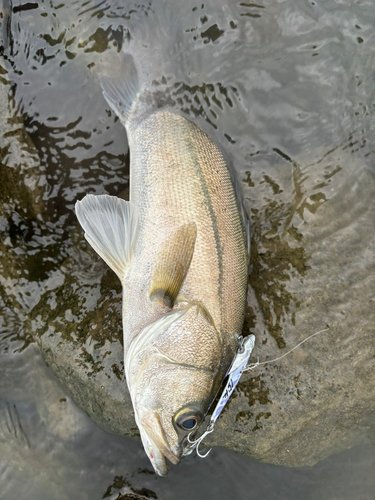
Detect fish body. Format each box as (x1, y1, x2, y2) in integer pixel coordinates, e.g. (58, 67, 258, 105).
(75, 54, 249, 476)
(124, 110, 247, 351)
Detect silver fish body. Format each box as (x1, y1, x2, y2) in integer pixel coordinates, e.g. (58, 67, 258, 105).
(124, 109, 247, 351)
(75, 54, 249, 476)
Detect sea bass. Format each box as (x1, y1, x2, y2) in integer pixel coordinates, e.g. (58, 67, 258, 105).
(75, 54, 249, 476)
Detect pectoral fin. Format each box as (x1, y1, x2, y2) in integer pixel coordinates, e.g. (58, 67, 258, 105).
(149, 223, 197, 308)
(75, 194, 139, 281)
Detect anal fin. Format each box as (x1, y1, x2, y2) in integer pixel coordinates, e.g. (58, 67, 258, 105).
(149, 223, 197, 308)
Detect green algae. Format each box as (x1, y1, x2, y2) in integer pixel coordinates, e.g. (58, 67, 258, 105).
(248, 217, 310, 349)
(242, 304, 257, 336)
(29, 262, 122, 374)
(238, 374, 272, 407)
(232, 375, 273, 432)
(111, 363, 124, 381)
(244, 163, 313, 349)
(102, 475, 158, 499)
(75, 348, 105, 378)
(294, 373, 302, 400)
(252, 412, 272, 432)
(0, 63, 47, 351)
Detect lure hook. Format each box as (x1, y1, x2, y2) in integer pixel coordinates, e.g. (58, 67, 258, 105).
(187, 432, 198, 445)
(187, 425, 214, 459)
(196, 443, 212, 458)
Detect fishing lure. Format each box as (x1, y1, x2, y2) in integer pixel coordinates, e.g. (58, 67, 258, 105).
(187, 334, 255, 457)
(187, 326, 329, 457)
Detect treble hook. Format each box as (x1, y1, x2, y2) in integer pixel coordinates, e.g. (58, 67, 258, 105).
(187, 431, 199, 445)
(187, 424, 214, 458)
(196, 443, 212, 458)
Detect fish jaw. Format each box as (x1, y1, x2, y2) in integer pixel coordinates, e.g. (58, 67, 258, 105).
(140, 428, 169, 477)
(140, 411, 181, 476)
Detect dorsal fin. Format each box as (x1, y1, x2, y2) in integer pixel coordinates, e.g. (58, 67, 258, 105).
(75, 194, 139, 281)
(149, 223, 197, 308)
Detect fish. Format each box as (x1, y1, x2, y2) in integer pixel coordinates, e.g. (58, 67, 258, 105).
(75, 53, 249, 476)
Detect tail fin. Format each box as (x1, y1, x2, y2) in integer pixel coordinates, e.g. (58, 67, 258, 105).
(98, 53, 139, 127)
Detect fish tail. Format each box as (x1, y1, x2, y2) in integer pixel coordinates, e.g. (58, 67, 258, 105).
(97, 1, 199, 126)
(98, 53, 140, 127)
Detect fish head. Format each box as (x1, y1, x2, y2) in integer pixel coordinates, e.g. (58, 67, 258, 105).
(125, 303, 231, 476)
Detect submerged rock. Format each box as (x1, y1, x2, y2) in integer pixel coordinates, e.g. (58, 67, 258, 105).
(1, 57, 374, 468)
(29, 227, 137, 437)
(0, 60, 45, 252)
(0, 59, 48, 344)
(208, 144, 375, 465)
(27, 139, 375, 467)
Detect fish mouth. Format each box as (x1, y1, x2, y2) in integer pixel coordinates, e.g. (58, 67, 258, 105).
(140, 412, 181, 477)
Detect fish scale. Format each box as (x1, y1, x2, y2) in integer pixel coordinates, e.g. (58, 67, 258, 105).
(124, 111, 247, 353)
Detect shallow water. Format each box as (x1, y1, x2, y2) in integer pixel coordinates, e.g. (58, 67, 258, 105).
(1, 0, 375, 497)
(1, 341, 375, 499)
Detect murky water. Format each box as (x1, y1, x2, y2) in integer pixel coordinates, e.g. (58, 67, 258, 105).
(0, 340, 374, 500)
(1, 0, 375, 498)
(1, 341, 375, 499)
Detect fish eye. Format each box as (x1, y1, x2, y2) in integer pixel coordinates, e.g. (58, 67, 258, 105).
(174, 408, 202, 432)
(180, 417, 197, 430)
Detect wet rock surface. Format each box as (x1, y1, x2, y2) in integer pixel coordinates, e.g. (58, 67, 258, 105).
(43, 149, 375, 466)
(1, 0, 375, 471)
(3, 82, 374, 465)
(29, 228, 136, 437)
(208, 145, 375, 465)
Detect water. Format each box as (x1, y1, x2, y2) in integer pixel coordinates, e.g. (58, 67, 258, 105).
(1, 0, 375, 497)
(1, 343, 375, 499)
